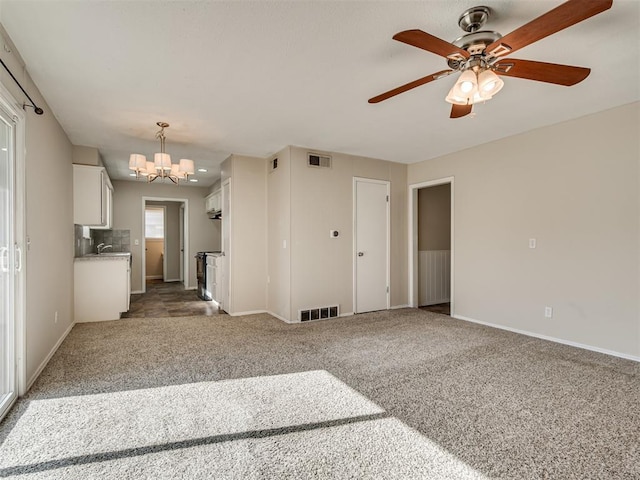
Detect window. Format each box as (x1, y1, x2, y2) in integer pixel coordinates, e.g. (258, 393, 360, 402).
(145, 207, 164, 239)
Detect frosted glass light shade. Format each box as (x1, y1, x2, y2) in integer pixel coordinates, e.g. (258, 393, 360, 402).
(154, 152, 172, 170)
(129, 154, 147, 171)
(445, 69, 503, 105)
(478, 69, 504, 98)
(179, 159, 195, 175)
(446, 70, 478, 105)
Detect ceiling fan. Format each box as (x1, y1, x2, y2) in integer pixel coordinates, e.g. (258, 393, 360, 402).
(368, 0, 613, 118)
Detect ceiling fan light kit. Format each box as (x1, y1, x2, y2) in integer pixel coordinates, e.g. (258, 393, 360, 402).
(128, 122, 195, 184)
(369, 0, 613, 118)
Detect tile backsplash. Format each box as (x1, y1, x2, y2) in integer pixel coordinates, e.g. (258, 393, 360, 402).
(74, 226, 131, 257)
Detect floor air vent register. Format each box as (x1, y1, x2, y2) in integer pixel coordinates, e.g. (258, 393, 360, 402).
(299, 305, 339, 322)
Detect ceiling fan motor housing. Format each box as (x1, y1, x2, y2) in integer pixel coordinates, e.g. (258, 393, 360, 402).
(458, 6, 491, 32)
(447, 30, 502, 68)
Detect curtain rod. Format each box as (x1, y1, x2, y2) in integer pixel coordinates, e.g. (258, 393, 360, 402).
(0, 57, 44, 115)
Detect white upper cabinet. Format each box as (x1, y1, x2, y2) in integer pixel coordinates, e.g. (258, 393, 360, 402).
(205, 189, 221, 213)
(73, 164, 113, 228)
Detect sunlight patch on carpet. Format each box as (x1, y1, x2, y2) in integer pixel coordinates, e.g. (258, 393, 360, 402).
(0, 370, 488, 479)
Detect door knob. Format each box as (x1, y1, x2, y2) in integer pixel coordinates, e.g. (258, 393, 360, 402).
(358, 252, 364, 257)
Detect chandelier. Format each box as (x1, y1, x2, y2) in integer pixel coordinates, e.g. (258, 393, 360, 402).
(129, 122, 195, 184)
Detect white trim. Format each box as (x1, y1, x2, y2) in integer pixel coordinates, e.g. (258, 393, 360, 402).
(0, 81, 27, 400)
(131, 290, 144, 295)
(26, 321, 76, 390)
(390, 304, 411, 310)
(145, 275, 163, 280)
(141, 197, 189, 292)
(353, 177, 391, 314)
(229, 309, 267, 317)
(339, 312, 354, 317)
(408, 177, 455, 316)
(221, 178, 231, 313)
(453, 314, 640, 363)
(267, 311, 293, 323)
(164, 278, 181, 282)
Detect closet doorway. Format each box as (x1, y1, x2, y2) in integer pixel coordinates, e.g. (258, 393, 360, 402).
(409, 177, 454, 315)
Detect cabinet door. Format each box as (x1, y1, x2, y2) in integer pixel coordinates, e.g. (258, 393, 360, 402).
(73, 166, 103, 225)
(73, 165, 113, 227)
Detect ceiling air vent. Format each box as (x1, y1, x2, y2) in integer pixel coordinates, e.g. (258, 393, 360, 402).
(308, 153, 331, 169)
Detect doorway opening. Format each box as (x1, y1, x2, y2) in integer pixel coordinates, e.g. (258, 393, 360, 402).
(144, 206, 165, 281)
(409, 177, 454, 316)
(141, 197, 188, 293)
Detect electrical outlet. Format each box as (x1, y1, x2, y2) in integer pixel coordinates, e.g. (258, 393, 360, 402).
(529, 238, 537, 249)
(544, 306, 553, 318)
(54, 311, 58, 323)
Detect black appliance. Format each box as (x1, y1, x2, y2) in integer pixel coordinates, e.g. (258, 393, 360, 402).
(195, 252, 211, 300)
(195, 251, 221, 300)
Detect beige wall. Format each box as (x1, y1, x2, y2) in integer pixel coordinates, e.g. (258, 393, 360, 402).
(0, 25, 75, 385)
(222, 154, 267, 314)
(408, 102, 640, 358)
(418, 184, 451, 251)
(72, 145, 103, 167)
(111, 180, 219, 292)
(288, 146, 408, 321)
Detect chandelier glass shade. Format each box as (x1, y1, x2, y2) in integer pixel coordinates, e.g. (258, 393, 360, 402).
(445, 68, 504, 106)
(129, 122, 195, 184)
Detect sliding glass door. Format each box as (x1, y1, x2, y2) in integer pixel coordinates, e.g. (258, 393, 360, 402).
(0, 105, 17, 420)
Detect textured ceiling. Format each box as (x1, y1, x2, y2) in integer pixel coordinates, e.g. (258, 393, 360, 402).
(1, 0, 638, 187)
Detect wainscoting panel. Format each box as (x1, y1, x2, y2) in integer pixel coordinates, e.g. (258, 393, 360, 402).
(418, 250, 451, 306)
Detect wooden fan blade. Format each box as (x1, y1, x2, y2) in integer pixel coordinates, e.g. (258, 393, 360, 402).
(393, 30, 470, 60)
(485, 0, 612, 58)
(368, 70, 453, 104)
(450, 104, 472, 119)
(494, 59, 590, 86)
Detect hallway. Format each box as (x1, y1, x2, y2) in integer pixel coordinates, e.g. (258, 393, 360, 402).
(122, 280, 223, 318)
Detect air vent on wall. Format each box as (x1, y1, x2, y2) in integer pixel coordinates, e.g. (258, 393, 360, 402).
(269, 157, 278, 173)
(308, 153, 331, 169)
(299, 305, 339, 322)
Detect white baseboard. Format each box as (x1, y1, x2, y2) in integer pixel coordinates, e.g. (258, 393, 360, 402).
(164, 278, 181, 282)
(229, 309, 268, 317)
(184, 286, 196, 291)
(267, 311, 294, 323)
(453, 314, 640, 363)
(339, 312, 354, 317)
(145, 275, 163, 280)
(27, 321, 75, 391)
(131, 290, 144, 295)
(390, 304, 410, 310)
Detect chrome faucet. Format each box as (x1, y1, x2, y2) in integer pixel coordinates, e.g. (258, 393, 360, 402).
(97, 243, 112, 254)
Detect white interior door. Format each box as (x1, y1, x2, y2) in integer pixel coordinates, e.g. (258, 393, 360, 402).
(354, 178, 389, 313)
(0, 107, 17, 420)
(220, 179, 230, 313)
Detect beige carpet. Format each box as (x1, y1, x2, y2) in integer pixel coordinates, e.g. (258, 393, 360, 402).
(0, 309, 638, 479)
